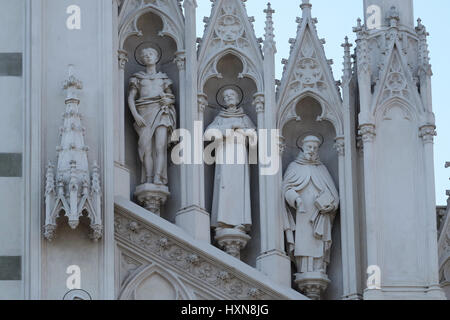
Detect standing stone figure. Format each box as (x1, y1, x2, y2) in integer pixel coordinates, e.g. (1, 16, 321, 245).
(128, 47, 176, 215)
(282, 135, 339, 299)
(206, 88, 256, 259)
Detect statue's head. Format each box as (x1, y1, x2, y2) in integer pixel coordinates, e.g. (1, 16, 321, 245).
(301, 135, 321, 161)
(223, 88, 239, 108)
(140, 47, 159, 66)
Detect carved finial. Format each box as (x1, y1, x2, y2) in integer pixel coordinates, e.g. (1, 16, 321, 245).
(342, 36, 353, 81)
(44, 65, 102, 242)
(353, 18, 363, 33)
(263, 3, 276, 52)
(415, 18, 431, 76)
(45, 162, 55, 196)
(63, 65, 83, 103)
(91, 161, 101, 194)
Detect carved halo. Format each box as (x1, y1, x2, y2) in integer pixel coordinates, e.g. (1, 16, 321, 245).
(134, 42, 163, 66)
(216, 84, 244, 108)
(296, 132, 324, 151)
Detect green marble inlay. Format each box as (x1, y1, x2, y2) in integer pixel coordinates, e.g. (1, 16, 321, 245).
(0, 53, 22, 76)
(0, 256, 21, 281)
(0, 153, 22, 177)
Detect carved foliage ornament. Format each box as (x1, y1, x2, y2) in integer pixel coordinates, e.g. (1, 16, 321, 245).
(114, 214, 273, 300)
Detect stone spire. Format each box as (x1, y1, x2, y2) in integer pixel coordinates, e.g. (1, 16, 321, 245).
(44, 66, 103, 241)
(263, 2, 276, 52)
(341, 36, 353, 82)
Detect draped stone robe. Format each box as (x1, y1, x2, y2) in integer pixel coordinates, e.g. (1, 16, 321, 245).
(129, 71, 176, 185)
(282, 154, 339, 265)
(206, 107, 256, 231)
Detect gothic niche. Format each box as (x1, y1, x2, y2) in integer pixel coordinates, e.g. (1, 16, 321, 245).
(281, 96, 341, 300)
(202, 54, 260, 263)
(123, 12, 181, 222)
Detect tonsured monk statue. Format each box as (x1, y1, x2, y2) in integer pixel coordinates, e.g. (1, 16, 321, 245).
(128, 47, 176, 186)
(282, 135, 339, 275)
(206, 88, 256, 258)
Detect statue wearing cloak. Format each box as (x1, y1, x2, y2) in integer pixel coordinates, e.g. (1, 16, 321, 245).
(206, 89, 256, 233)
(282, 136, 339, 274)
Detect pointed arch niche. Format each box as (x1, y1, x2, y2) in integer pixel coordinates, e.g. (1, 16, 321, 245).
(279, 94, 344, 298)
(119, 10, 183, 222)
(201, 53, 261, 267)
(118, 264, 193, 300)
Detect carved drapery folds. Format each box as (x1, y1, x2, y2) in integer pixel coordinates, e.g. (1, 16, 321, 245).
(44, 68, 103, 241)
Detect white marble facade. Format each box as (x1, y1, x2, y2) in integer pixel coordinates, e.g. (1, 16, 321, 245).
(0, 0, 447, 300)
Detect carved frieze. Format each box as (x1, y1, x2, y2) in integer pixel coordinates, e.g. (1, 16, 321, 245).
(114, 213, 279, 300)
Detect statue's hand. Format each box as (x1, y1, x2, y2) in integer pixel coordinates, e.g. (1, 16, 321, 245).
(134, 114, 146, 128)
(321, 204, 335, 214)
(295, 198, 303, 211)
(160, 95, 174, 106)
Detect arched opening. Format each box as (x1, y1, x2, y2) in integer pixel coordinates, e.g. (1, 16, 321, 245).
(281, 96, 342, 297)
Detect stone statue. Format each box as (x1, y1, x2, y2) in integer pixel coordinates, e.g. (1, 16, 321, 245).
(206, 88, 256, 259)
(128, 47, 176, 215)
(282, 135, 339, 299)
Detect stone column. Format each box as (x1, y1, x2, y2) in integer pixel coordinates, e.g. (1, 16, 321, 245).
(114, 49, 131, 199)
(255, 3, 292, 288)
(359, 124, 378, 298)
(255, 94, 291, 288)
(420, 125, 443, 296)
(175, 0, 210, 243)
(339, 37, 363, 300)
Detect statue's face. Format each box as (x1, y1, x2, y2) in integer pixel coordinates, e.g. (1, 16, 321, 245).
(223, 89, 239, 108)
(140, 48, 159, 66)
(303, 141, 320, 161)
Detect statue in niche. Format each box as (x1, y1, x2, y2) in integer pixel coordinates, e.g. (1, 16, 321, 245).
(206, 87, 257, 259)
(282, 135, 339, 300)
(128, 46, 176, 215)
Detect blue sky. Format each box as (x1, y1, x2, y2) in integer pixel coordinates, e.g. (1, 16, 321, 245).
(196, 0, 450, 205)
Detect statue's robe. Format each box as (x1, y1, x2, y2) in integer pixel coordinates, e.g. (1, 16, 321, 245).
(129, 71, 176, 184)
(282, 154, 339, 267)
(206, 107, 256, 230)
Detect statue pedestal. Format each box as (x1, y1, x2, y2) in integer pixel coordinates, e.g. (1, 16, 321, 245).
(134, 184, 170, 216)
(214, 228, 251, 260)
(294, 272, 330, 300)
